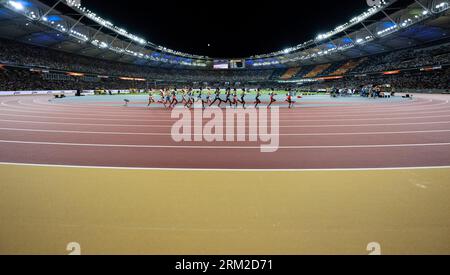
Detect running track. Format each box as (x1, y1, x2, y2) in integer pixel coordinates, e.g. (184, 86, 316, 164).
(1, 94, 450, 169)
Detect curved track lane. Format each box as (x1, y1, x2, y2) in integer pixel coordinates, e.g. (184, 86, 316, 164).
(1, 94, 450, 169)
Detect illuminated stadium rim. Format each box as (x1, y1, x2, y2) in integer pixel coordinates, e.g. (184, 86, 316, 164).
(2, 0, 394, 58)
(64, 0, 393, 59)
(1, 0, 449, 67)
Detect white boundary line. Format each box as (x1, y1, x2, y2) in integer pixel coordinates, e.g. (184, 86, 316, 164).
(1, 101, 449, 117)
(2, 96, 438, 115)
(30, 99, 429, 111)
(3, 111, 450, 122)
(1, 118, 450, 128)
(1, 127, 450, 136)
(2, 100, 448, 121)
(29, 97, 443, 112)
(5, 105, 450, 119)
(1, 139, 450, 149)
(5, 104, 450, 119)
(1, 161, 450, 172)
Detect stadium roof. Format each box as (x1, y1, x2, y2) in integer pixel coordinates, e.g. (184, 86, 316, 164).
(0, 0, 449, 69)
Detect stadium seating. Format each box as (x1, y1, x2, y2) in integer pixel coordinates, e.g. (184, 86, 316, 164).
(291, 66, 315, 79)
(352, 42, 450, 74)
(301, 68, 450, 91)
(280, 67, 301, 80)
(318, 61, 347, 77)
(331, 58, 368, 76)
(304, 64, 331, 78)
(1, 37, 449, 92)
(269, 69, 287, 80)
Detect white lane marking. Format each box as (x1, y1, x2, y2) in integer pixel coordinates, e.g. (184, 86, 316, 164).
(30, 96, 426, 106)
(0, 98, 440, 120)
(5, 102, 450, 117)
(2, 96, 448, 123)
(6, 105, 450, 120)
(31, 96, 431, 109)
(29, 98, 445, 112)
(30, 102, 450, 116)
(11, 97, 445, 115)
(1, 127, 450, 137)
(1, 119, 450, 128)
(1, 139, 450, 149)
(30, 100, 428, 111)
(1, 161, 450, 172)
(3, 112, 450, 123)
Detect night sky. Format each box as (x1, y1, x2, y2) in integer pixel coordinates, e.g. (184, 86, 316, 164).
(83, 0, 371, 58)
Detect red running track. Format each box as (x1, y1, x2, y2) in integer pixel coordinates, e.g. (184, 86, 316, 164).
(1, 94, 450, 169)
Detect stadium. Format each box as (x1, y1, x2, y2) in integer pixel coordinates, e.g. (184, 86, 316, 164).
(0, 0, 449, 256)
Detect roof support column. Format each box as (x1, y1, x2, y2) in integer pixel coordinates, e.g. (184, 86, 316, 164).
(413, 0, 431, 14)
(381, 10, 398, 26)
(69, 14, 85, 32)
(360, 22, 376, 38)
(41, 0, 63, 19)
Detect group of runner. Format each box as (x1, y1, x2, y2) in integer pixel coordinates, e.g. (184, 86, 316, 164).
(147, 88, 296, 109)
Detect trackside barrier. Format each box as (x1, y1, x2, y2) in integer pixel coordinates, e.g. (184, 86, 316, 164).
(0, 89, 147, 96)
(0, 90, 77, 96)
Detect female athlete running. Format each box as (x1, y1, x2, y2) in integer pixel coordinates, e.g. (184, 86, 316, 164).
(206, 89, 212, 105)
(239, 89, 247, 109)
(268, 91, 277, 108)
(170, 89, 179, 108)
(196, 89, 206, 109)
(210, 88, 223, 107)
(232, 90, 239, 109)
(181, 89, 188, 105)
(147, 91, 155, 107)
(157, 89, 168, 108)
(286, 93, 294, 109)
(254, 89, 262, 108)
(225, 88, 233, 107)
(196, 89, 203, 102)
(184, 89, 193, 108)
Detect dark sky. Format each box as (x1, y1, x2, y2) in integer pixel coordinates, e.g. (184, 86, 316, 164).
(83, 0, 370, 58)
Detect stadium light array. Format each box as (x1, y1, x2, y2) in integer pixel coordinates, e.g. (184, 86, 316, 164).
(315, 0, 388, 42)
(435, 2, 449, 11)
(377, 24, 398, 36)
(8, 0, 24, 10)
(401, 18, 413, 28)
(62, 0, 208, 60)
(2, 0, 210, 67)
(2, 0, 447, 69)
(69, 29, 88, 42)
(356, 35, 374, 45)
(276, 1, 442, 67)
(5, 1, 40, 23)
(59, 1, 210, 66)
(251, 0, 390, 62)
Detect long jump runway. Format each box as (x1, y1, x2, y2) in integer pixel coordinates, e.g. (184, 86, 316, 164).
(1, 94, 450, 254)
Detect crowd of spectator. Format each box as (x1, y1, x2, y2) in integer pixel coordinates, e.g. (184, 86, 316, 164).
(0, 69, 151, 91)
(301, 68, 450, 92)
(0, 38, 449, 92)
(0, 38, 273, 82)
(2, 66, 448, 92)
(352, 42, 450, 74)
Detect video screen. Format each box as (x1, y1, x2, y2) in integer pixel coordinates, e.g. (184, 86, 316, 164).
(213, 60, 229, 69)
